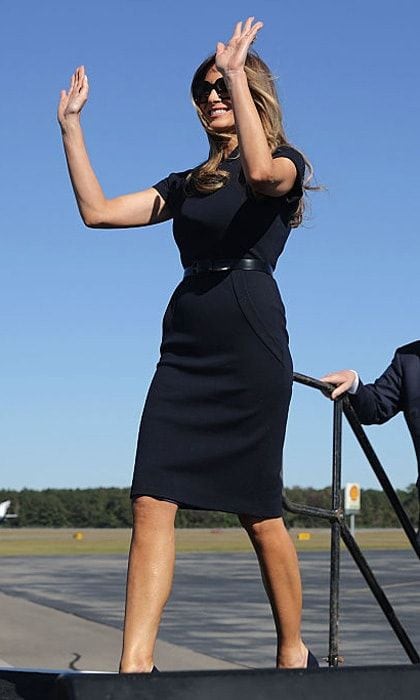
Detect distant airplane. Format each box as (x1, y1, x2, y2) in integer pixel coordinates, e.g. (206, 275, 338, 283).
(0, 500, 17, 522)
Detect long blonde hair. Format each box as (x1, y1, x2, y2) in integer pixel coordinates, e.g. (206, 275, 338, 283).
(188, 51, 315, 227)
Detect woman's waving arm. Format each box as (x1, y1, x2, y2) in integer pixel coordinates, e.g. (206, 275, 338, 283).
(216, 18, 297, 198)
(58, 66, 171, 228)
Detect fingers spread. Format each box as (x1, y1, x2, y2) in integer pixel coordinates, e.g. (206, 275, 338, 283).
(230, 17, 263, 44)
(232, 21, 242, 38)
(243, 16, 254, 33)
(243, 17, 263, 40)
(251, 21, 263, 36)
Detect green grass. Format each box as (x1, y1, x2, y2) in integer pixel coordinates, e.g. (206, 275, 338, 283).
(0, 527, 413, 556)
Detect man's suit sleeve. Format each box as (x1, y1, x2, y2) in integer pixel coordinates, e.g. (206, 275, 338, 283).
(349, 352, 403, 425)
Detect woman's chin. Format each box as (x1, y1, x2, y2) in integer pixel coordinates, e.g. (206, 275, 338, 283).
(208, 118, 235, 132)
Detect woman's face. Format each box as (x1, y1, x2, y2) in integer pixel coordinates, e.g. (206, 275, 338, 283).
(196, 66, 235, 132)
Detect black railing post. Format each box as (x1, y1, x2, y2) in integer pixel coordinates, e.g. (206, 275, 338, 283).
(343, 397, 420, 558)
(339, 522, 420, 663)
(285, 372, 419, 665)
(329, 398, 343, 667)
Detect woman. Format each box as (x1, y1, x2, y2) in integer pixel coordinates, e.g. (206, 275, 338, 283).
(58, 17, 318, 672)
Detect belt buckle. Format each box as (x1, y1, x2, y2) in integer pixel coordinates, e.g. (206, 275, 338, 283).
(211, 259, 231, 272)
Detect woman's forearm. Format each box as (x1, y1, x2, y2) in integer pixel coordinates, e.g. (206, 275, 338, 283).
(58, 66, 170, 229)
(225, 70, 275, 184)
(60, 115, 108, 226)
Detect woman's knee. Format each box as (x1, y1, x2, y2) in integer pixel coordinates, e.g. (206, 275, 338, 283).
(132, 495, 178, 530)
(239, 514, 285, 541)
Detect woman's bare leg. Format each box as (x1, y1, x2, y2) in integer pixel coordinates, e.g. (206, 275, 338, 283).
(119, 496, 178, 673)
(239, 515, 308, 668)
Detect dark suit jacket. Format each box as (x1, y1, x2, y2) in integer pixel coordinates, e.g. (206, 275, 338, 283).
(350, 341, 420, 486)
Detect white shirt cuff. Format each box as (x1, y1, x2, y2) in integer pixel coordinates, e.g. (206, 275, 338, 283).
(348, 370, 359, 394)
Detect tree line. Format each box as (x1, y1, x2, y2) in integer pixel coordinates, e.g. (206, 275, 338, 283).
(0, 485, 418, 529)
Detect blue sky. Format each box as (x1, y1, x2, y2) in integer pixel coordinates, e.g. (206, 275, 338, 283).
(1, 0, 419, 494)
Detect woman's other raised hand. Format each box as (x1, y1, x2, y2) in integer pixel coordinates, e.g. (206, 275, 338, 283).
(215, 17, 263, 77)
(58, 65, 89, 128)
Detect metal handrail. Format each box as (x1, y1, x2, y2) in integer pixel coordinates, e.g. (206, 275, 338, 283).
(283, 372, 420, 667)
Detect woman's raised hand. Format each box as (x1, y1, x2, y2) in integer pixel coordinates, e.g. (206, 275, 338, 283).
(58, 65, 89, 127)
(215, 17, 263, 77)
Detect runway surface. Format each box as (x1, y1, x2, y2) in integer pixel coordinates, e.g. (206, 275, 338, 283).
(1, 549, 419, 669)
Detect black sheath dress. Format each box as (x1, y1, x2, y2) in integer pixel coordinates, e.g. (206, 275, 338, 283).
(131, 145, 305, 518)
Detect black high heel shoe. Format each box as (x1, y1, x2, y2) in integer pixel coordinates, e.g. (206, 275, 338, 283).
(307, 650, 319, 669)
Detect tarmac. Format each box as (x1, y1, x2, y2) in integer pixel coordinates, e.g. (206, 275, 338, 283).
(1, 549, 419, 673)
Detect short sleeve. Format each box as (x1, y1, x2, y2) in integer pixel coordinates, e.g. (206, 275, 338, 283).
(272, 145, 305, 202)
(152, 170, 189, 211)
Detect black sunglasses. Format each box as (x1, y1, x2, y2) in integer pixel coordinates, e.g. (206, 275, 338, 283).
(193, 77, 230, 104)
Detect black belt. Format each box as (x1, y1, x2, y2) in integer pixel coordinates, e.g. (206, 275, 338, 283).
(183, 258, 273, 278)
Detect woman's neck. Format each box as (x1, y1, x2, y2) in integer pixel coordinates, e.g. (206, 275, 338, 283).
(223, 138, 238, 159)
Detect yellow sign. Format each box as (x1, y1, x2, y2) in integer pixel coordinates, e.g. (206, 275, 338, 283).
(344, 483, 361, 513)
(297, 532, 311, 541)
(350, 485, 359, 501)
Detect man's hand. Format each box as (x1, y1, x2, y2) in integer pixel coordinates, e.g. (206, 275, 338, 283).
(320, 370, 358, 400)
